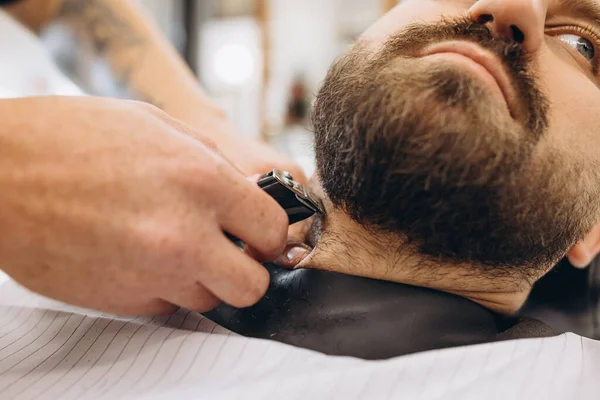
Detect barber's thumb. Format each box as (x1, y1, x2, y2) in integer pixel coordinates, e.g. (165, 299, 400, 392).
(274, 244, 311, 269)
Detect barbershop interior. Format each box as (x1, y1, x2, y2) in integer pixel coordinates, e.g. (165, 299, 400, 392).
(45, 0, 394, 177)
(0, 0, 599, 398)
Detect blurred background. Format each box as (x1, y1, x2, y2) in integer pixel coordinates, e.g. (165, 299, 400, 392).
(41, 0, 399, 176)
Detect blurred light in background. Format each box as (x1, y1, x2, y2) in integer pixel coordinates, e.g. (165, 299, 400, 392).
(213, 44, 255, 86)
(200, 16, 262, 139)
(201, 17, 260, 90)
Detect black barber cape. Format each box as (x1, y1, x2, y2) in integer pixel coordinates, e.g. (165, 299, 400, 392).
(205, 264, 557, 360)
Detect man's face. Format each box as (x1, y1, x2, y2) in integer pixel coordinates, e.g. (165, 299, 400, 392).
(311, 0, 600, 276)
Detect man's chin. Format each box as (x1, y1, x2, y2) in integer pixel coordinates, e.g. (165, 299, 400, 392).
(386, 56, 511, 121)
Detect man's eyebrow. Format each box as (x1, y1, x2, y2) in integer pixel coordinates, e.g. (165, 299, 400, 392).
(560, 0, 600, 27)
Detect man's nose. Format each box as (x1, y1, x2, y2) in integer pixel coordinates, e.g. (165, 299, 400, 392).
(468, 0, 548, 53)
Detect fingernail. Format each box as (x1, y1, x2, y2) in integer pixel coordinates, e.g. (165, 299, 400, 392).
(286, 245, 310, 264)
(275, 245, 311, 268)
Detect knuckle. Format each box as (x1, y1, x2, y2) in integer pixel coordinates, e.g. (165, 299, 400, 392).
(231, 271, 269, 308)
(132, 100, 163, 114)
(169, 156, 220, 194)
(172, 283, 221, 313)
(133, 219, 192, 264)
(197, 136, 219, 152)
(192, 161, 222, 194)
(259, 207, 288, 256)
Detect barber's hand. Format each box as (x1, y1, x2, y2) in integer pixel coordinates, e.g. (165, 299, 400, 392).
(0, 96, 289, 315)
(187, 111, 308, 184)
(218, 131, 308, 183)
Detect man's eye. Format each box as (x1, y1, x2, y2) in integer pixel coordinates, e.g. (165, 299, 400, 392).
(557, 34, 595, 61)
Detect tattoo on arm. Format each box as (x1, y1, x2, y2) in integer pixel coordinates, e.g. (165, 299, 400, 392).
(58, 0, 162, 107)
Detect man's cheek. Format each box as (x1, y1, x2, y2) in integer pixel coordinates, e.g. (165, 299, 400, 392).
(542, 68, 600, 158)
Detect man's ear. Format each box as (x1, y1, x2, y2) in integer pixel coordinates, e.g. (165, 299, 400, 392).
(567, 223, 600, 268)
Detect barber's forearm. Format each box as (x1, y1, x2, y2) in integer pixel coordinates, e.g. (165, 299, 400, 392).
(55, 0, 226, 126)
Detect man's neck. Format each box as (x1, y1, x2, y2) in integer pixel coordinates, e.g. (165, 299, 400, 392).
(297, 208, 534, 315)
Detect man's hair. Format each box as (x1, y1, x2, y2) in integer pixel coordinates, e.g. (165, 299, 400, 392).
(312, 18, 600, 277)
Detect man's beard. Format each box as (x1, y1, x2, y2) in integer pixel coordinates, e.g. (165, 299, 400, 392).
(369, 17, 549, 136)
(312, 18, 598, 277)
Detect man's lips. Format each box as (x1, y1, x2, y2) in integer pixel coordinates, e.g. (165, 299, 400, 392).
(421, 41, 520, 121)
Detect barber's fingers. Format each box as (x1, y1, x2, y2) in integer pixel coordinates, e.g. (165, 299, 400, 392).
(141, 103, 287, 259)
(212, 167, 289, 261)
(273, 243, 311, 269)
(160, 282, 221, 313)
(193, 234, 271, 308)
(105, 299, 180, 317)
